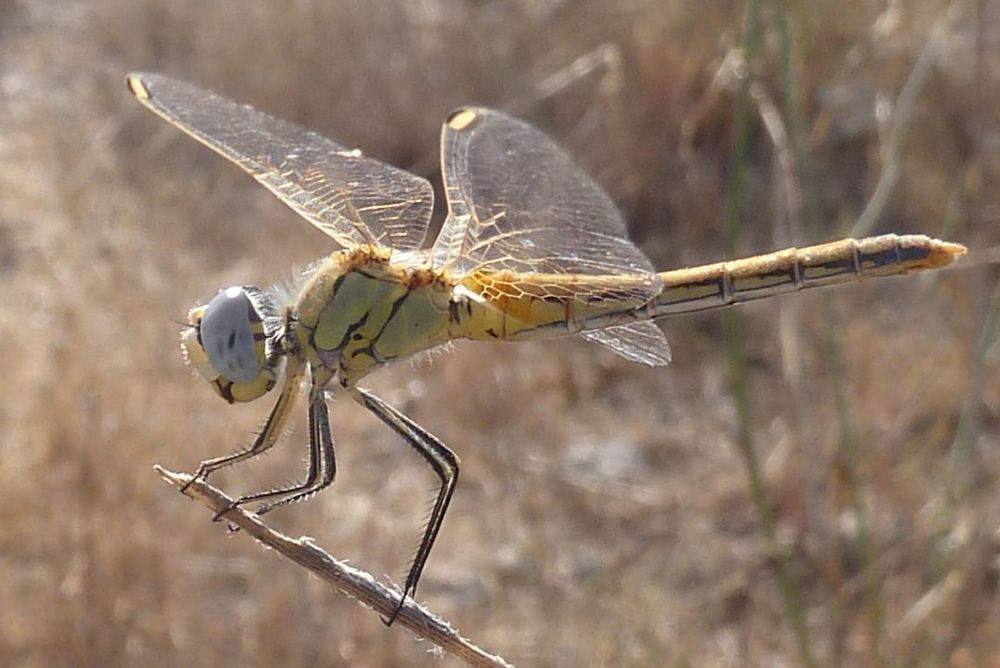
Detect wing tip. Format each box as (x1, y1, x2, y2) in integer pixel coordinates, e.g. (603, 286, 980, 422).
(126, 72, 151, 101)
(446, 108, 481, 132)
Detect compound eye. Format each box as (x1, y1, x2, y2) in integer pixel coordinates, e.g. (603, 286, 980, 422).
(200, 286, 262, 383)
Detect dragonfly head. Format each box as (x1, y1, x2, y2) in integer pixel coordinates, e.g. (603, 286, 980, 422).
(180, 286, 281, 404)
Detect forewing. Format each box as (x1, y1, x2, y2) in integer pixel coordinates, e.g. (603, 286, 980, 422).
(127, 72, 433, 252)
(432, 107, 660, 305)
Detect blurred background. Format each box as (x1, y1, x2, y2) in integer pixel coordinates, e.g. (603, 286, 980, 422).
(1, 1, 997, 666)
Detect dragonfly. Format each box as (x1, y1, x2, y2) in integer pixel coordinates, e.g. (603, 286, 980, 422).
(127, 72, 965, 625)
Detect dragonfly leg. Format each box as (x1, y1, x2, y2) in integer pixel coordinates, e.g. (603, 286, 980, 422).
(183, 358, 305, 493)
(245, 392, 336, 516)
(350, 386, 460, 626)
(213, 383, 335, 523)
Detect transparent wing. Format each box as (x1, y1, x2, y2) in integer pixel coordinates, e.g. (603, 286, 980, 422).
(579, 322, 672, 366)
(127, 72, 433, 252)
(433, 107, 660, 302)
(433, 107, 670, 364)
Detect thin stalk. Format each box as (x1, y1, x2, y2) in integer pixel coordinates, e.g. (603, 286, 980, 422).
(949, 278, 1000, 497)
(786, 0, 884, 662)
(724, 1, 816, 665)
(772, 2, 847, 663)
(850, 4, 959, 238)
(821, 293, 885, 666)
(774, 1, 888, 663)
(949, 0, 997, 500)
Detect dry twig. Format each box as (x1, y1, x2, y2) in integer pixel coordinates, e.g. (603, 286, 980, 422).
(154, 466, 514, 668)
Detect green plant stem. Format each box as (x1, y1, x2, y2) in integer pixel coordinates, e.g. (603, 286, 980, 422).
(822, 294, 885, 666)
(725, 1, 816, 665)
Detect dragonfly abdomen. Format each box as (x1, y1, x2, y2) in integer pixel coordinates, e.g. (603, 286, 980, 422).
(454, 234, 964, 340)
(649, 234, 964, 318)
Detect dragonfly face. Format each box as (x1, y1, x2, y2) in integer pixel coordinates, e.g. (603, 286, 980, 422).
(181, 285, 281, 404)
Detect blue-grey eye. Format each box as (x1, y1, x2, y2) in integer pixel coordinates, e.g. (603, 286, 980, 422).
(200, 286, 261, 383)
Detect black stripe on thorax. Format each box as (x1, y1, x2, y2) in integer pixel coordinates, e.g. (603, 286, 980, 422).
(350, 285, 415, 362)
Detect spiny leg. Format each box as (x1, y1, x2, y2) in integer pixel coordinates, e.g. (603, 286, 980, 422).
(250, 392, 336, 516)
(214, 383, 335, 523)
(350, 386, 460, 626)
(183, 358, 305, 492)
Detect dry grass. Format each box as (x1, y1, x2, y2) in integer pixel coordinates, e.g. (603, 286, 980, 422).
(0, 1, 997, 666)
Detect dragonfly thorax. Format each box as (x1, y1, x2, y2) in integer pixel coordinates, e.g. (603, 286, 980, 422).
(293, 250, 456, 386)
(180, 285, 281, 404)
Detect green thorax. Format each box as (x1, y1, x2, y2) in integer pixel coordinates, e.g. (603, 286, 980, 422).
(295, 249, 454, 384)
